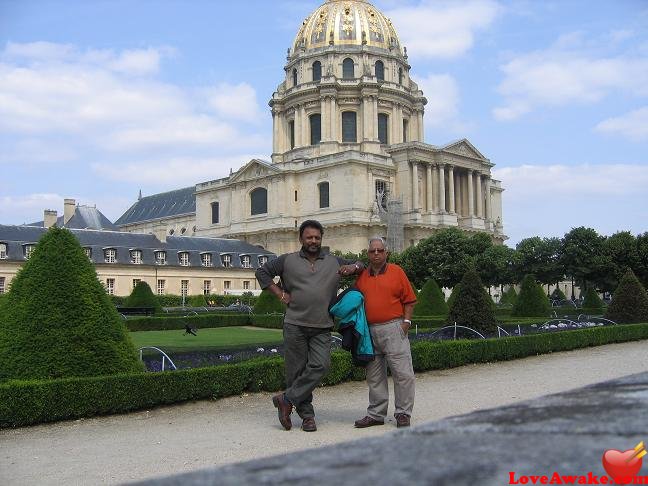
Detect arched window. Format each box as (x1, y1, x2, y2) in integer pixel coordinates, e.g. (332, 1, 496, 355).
(378, 113, 389, 144)
(292, 68, 298, 87)
(398, 67, 404, 85)
(250, 187, 268, 215)
(312, 61, 322, 82)
(310, 113, 321, 145)
(343, 58, 354, 79)
(318, 182, 330, 208)
(211, 201, 219, 224)
(342, 111, 357, 142)
(375, 60, 384, 81)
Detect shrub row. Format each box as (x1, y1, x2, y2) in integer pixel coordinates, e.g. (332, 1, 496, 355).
(125, 313, 252, 332)
(2, 323, 647, 428)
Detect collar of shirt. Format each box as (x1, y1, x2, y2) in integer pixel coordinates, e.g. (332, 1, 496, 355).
(368, 263, 388, 276)
(299, 248, 327, 260)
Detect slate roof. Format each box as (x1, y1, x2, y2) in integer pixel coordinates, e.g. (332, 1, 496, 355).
(115, 187, 196, 226)
(30, 205, 117, 231)
(0, 225, 275, 269)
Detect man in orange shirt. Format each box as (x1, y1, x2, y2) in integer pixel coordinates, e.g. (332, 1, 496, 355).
(354, 237, 417, 428)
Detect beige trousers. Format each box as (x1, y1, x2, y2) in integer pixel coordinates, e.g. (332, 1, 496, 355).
(366, 319, 415, 419)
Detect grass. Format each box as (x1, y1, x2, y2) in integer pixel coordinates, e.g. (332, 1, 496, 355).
(130, 326, 284, 352)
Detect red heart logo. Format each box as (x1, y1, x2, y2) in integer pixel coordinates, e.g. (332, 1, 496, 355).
(602, 449, 643, 484)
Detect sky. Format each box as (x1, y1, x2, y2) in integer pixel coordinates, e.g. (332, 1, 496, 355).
(1, 0, 647, 247)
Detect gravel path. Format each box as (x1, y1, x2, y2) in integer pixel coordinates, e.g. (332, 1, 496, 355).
(2, 341, 648, 485)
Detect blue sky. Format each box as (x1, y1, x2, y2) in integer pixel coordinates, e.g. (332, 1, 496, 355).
(1, 0, 647, 246)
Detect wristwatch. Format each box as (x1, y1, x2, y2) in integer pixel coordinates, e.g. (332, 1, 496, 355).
(403, 319, 412, 324)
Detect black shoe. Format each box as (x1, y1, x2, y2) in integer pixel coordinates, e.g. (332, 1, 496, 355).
(354, 416, 385, 428)
(395, 413, 410, 428)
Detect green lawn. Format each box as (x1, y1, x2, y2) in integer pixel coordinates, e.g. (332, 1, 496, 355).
(130, 326, 284, 352)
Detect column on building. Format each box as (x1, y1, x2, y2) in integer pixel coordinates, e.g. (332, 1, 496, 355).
(373, 96, 379, 142)
(329, 96, 337, 142)
(272, 110, 279, 153)
(448, 165, 455, 213)
(485, 176, 492, 220)
(455, 170, 462, 216)
(301, 105, 308, 147)
(362, 96, 370, 141)
(411, 161, 419, 211)
(426, 163, 433, 213)
(321, 97, 330, 142)
(438, 164, 446, 212)
(467, 170, 474, 217)
(392, 104, 403, 144)
(294, 104, 302, 147)
(417, 109, 424, 141)
(476, 172, 483, 218)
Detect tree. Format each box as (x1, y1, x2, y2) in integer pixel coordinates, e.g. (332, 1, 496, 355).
(603, 231, 639, 292)
(605, 268, 648, 324)
(550, 287, 567, 301)
(636, 233, 648, 288)
(413, 279, 448, 316)
(477, 244, 516, 293)
(0, 227, 142, 382)
(581, 288, 604, 313)
(515, 237, 563, 293)
(253, 289, 285, 314)
(446, 283, 461, 310)
(124, 281, 162, 313)
(446, 265, 497, 335)
(499, 286, 518, 305)
(512, 275, 551, 317)
(560, 227, 609, 297)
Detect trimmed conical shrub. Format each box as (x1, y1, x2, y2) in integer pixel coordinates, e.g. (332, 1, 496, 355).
(413, 279, 448, 316)
(582, 288, 604, 313)
(512, 275, 551, 317)
(499, 286, 518, 305)
(550, 287, 567, 301)
(253, 289, 285, 314)
(124, 281, 162, 313)
(0, 227, 143, 382)
(447, 283, 461, 310)
(447, 266, 497, 335)
(605, 269, 648, 324)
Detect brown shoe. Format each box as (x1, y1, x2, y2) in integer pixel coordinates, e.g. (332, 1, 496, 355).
(354, 416, 384, 428)
(395, 413, 410, 428)
(301, 417, 317, 432)
(272, 393, 292, 430)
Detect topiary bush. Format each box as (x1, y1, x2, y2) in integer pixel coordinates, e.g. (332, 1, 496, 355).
(253, 289, 285, 314)
(605, 268, 648, 324)
(446, 265, 497, 335)
(499, 286, 518, 305)
(512, 275, 551, 317)
(0, 227, 143, 383)
(446, 283, 461, 310)
(124, 281, 162, 313)
(550, 287, 567, 302)
(582, 288, 604, 314)
(413, 279, 448, 316)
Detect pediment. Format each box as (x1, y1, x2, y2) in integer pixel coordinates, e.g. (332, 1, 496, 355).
(229, 159, 282, 183)
(442, 139, 487, 161)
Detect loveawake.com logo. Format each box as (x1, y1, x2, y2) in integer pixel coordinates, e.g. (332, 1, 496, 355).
(508, 441, 648, 485)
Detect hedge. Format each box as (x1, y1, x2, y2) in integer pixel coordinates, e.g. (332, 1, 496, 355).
(125, 313, 252, 332)
(2, 323, 648, 428)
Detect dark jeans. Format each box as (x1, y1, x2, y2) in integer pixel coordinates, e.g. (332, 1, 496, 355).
(283, 323, 331, 419)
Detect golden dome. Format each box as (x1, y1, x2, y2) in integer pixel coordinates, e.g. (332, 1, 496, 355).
(293, 0, 402, 54)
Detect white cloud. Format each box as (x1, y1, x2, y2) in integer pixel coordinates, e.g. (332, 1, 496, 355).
(205, 83, 261, 123)
(385, 0, 501, 59)
(493, 163, 648, 245)
(417, 73, 470, 132)
(595, 106, 648, 142)
(0, 193, 64, 224)
(493, 35, 648, 121)
(493, 163, 648, 198)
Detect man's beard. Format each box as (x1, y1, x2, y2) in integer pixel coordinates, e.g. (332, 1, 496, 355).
(303, 243, 320, 254)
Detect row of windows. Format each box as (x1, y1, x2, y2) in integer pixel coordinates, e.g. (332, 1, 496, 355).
(99, 248, 267, 268)
(104, 278, 252, 296)
(288, 112, 405, 149)
(0, 242, 35, 260)
(293, 59, 404, 86)
(212, 179, 387, 218)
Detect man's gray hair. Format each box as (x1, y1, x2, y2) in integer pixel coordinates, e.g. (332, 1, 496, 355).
(368, 236, 387, 250)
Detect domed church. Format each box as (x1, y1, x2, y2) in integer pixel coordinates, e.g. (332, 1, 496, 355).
(116, 0, 505, 254)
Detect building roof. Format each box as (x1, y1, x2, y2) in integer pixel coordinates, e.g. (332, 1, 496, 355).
(0, 225, 275, 269)
(30, 205, 118, 231)
(115, 186, 196, 227)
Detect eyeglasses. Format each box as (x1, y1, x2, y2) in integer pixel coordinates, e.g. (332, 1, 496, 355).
(369, 249, 386, 254)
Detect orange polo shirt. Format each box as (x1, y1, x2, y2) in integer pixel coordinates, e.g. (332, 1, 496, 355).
(355, 263, 417, 324)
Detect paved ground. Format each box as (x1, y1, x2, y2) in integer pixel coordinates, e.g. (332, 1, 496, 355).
(2, 340, 648, 486)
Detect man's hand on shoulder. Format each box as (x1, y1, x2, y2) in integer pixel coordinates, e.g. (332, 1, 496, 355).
(338, 263, 361, 276)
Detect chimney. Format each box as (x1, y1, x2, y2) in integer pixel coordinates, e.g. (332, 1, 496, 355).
(152, 222, 167, 243)
(44, 210, 57, 229)
(63, 198, 76, 225)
